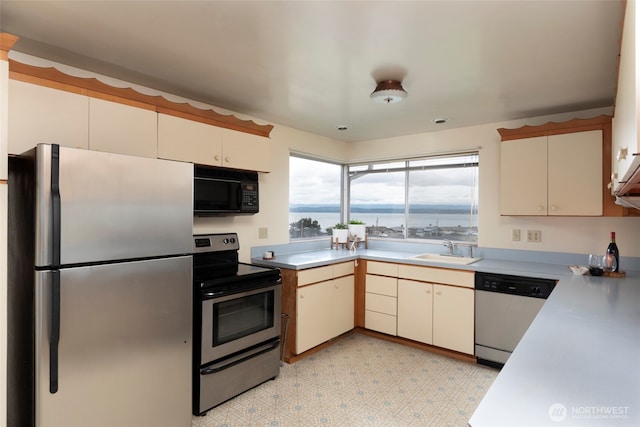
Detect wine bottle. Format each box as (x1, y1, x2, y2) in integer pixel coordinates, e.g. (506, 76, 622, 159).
(606, 231, 619, 272)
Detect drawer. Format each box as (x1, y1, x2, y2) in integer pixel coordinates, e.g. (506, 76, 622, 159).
(333, 261, 355, 277)
(297, 265, 334, 286)
(365, 292, 397, 315)
(365, 310, 397, 335)
(366, 274, 397, 296)
(398, 265, 474, 288)
(367, 261, 398, 277)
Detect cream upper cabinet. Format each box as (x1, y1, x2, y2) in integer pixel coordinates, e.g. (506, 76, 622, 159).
(500, 130, 602, 216)
(157, 114, 270, 172)
(157, 113, 222, 165)
(548, 132, 602, 215)
(89, 98, 158, 158)
(432, 284, 474, 355)
(221, 128, 271, 172)
(397, 279, 433, 344)
(8, 80, 89, 154)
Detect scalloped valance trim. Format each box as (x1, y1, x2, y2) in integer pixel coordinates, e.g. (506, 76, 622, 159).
(497, 115, 612, 141)
(8, 57, 273, 138)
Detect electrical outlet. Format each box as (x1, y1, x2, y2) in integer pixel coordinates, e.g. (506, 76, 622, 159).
(512, 229, 521, 241)
(259, 227, 268, 239)
(527, 229, 542, 243)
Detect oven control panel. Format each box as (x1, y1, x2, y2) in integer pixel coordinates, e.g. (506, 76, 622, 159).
(193, 233, 239, 253)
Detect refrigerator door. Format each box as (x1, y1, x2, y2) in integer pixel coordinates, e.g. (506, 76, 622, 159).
(35, 256, 192, 427)
(34, 144, 193, 267)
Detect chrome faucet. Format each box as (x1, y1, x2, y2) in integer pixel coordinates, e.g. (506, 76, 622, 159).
(443, 240, 455, 255)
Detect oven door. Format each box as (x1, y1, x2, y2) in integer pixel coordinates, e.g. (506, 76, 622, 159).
(201, 283, 281, 363)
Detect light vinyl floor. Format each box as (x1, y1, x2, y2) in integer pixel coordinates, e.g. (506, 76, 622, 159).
(192, 332, 499, 427)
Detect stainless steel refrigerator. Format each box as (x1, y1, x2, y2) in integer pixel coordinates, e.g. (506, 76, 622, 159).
(8, 144, 193, 427)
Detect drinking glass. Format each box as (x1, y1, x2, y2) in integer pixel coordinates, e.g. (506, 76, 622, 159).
(604, 254, 617, 273)
(588, 254, 604, 276)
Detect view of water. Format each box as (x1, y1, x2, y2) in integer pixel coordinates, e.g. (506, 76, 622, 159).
(289, 212, 476, 232)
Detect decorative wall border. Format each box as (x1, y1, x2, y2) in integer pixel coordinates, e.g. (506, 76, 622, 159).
(2, 33, 273, 138)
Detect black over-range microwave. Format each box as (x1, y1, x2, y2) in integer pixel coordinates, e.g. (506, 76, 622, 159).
(193, 165, 259, 215)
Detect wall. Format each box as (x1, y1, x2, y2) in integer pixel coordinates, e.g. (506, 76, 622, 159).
(194, 125, 348, 261)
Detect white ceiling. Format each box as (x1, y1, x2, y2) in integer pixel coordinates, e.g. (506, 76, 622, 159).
(0, 1, 624, 142)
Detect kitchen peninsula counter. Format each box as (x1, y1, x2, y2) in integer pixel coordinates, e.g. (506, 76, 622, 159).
(252, 247, 640, 426)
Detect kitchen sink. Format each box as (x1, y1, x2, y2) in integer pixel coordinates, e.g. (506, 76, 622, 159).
(408, 253, 482, 265)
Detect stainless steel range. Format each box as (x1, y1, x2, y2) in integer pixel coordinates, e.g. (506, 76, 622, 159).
(192, 233, 282, 416)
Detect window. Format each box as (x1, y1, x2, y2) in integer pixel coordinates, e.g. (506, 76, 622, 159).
(289, 152, 479, 242)
(349, 153, 478, 242)
(289, 155, 343, 240)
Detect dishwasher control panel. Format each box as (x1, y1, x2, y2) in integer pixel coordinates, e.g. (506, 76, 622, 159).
(475, 272, 556, 299)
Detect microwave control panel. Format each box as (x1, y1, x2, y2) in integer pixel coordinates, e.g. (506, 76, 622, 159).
(241, 183, 259, 211)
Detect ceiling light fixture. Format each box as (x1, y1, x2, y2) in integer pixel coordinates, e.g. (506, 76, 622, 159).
(370, 80, 408, 104)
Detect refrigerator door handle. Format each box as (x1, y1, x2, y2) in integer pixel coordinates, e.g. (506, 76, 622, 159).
(51, 144, 61, 267)
(50, 144, 61, 394)
(50, 269, 60, 393)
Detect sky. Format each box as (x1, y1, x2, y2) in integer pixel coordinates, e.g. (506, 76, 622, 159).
(289, 156, 478, 206)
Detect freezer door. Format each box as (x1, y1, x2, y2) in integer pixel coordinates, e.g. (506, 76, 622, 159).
(35, 256, 192, 427)
(34, 144, 193, 267)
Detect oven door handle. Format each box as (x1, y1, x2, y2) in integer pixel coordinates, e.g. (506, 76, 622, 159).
(201, 340, 280, 376)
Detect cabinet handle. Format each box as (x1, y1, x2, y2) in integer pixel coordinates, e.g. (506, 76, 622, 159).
(426, 289, 431, 294)
(537, 205, 545, 212)
(435, 290, 441, 295)
(550, 205, 558, 211)
(214, 155, 220, 161)
(335, 283, 339, 289)
(300, 293, 304, 299)
(224, 156, 231, 163)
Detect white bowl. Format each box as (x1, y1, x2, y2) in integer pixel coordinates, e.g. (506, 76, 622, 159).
(569, 265, 589, 275)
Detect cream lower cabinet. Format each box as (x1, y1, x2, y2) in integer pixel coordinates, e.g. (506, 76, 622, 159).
(397, 279, 433, 344)
(396, 264, 475, 355)
(296, 262, 354, 354)
(432, 284, 474, 354)
(365, 274, 398, 335)
(8, 80, 89, 154)
(89, 98, 158, 158)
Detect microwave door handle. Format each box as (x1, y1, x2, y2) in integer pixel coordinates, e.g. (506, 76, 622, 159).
(236, 185, 243, 210)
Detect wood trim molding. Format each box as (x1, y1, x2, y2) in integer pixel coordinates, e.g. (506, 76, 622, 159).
(0, 33, 19, 61)
(497, 115, 613, 141)
(8, 58, 274, 138)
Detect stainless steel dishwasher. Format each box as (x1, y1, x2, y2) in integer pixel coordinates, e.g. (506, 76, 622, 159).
(475, 272, 556, 368)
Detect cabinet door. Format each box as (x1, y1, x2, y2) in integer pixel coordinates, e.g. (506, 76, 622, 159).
(433, 285, 474, 354)
(221, 128, 271, 172)
(157, 113, 222, 165)
(296, 281, 332, 354)
(9, 80, 89, 154)
(331, 275, 354, 338)
(500, 136, 547, 215)
(89, 98, 157, 158)
(547, 130, 602, 216)
(397, 279, 433, 344)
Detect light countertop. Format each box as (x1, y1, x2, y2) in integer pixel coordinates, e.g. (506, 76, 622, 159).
(251, 247, 640, 426)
